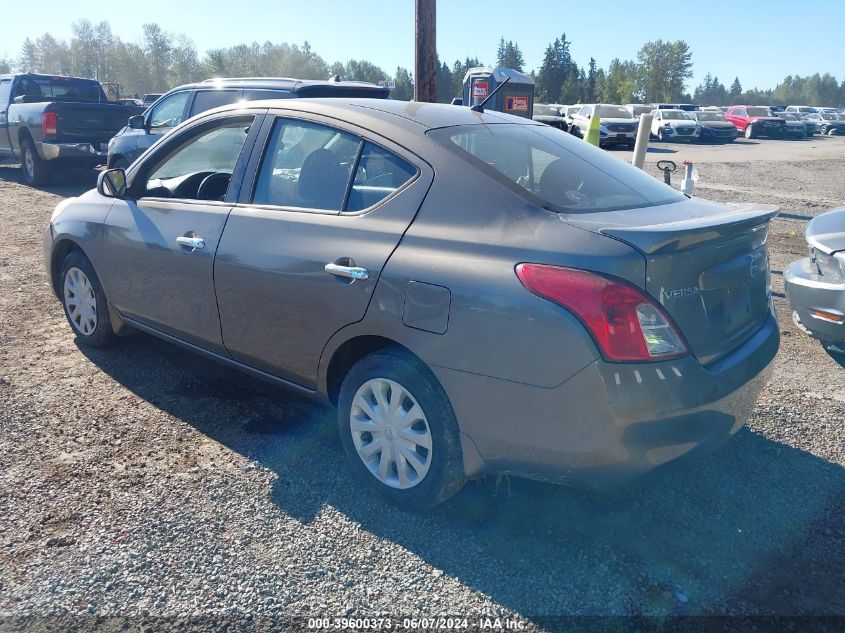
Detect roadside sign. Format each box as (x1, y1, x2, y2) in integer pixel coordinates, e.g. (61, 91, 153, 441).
(472, 81, 488, 99)
(506, 96, 529, 112)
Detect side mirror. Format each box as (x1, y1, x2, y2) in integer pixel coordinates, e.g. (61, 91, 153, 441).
(128, 115, 146, 130)
(97, 168, 127, 199)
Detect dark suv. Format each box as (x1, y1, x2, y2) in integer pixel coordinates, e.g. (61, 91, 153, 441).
(106, 77, 390, 168)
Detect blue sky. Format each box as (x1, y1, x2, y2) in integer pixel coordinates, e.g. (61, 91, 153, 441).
(4, 0, 842, 92)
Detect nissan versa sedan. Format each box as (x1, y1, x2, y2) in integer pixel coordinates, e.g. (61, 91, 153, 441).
(786, 207, 845, 355)
(44, 99, 780, 509)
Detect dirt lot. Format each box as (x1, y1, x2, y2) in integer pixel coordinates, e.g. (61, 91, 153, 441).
(1, 135, 844, 631)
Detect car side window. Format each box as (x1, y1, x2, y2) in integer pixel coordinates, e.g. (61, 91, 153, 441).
(242, 89, 292, 101)
(252, 119, 362, 211)
(345, 143, 417, 212)
(0, 79, 11, 106)
(141, 116, 254, 201)
(149, 91, 190, 129)
(190, 90, 242, 117)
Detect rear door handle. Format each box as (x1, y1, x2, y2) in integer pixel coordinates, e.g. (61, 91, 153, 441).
(176, 235, 206, 251)
(325, 263, 369, 281)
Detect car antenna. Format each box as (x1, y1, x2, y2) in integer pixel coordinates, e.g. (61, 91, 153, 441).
(470, 76, 510, 113)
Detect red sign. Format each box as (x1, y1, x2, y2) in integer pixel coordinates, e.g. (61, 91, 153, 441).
(506, 96, 529, 112)
(472, 81, 488, 98)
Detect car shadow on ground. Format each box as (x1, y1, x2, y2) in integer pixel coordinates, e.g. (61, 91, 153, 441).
(0, 163, 99, 198)
(78, 333, 845, 618)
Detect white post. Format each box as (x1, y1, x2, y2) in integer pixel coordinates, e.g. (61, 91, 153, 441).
(631, 113, 653, 170)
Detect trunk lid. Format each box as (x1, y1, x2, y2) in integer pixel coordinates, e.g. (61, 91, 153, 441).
(561, 198, 778, 365)
(47, 102, 143, 145)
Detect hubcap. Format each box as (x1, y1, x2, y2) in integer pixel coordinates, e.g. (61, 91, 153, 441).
(24, 149, 34, 179)
(350, 378, 433, 489)
(63, 267, 97, 336)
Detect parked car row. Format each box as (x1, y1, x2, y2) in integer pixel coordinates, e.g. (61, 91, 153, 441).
(532, 100, 845, 144)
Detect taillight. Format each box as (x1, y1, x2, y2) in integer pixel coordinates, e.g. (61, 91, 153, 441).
(515, 264, 688, 362)
(42, 112, 58, 137)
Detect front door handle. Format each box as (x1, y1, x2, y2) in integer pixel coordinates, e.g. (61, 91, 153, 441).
(176, 235, 206, 251)
(325, 263, 369, 281)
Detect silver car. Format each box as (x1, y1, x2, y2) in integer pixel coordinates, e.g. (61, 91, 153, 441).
(786, 207, 845, 354)
(44, 99, 780, 509)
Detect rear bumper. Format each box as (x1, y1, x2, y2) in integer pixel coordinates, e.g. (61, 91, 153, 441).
(436, 310, 779, 486)
(38, 140, 108, 163)
(785, 257, 845, 343)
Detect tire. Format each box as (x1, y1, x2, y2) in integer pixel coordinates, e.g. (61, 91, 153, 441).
(657, 128, 665, 142)
(59, 251, 116, 348)
(821, 125, 829, 135)
(744, 125, 755, 139)
(21, 137, 50, 185)
(338, 347, 465, 510)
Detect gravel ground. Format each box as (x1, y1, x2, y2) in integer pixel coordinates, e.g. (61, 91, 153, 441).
(0, 137, 844, 632)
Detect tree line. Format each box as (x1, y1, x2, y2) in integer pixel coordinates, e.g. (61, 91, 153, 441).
(3, 21, 845, 107)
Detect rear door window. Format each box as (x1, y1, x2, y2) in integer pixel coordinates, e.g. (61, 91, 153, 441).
(346, 143, 417, 212)
(242, 89, 292, 101)
(190, 90, 242, 117)
(252, 119, 362, 211)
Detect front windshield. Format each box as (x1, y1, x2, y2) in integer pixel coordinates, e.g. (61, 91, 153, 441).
(428, 123, 683, 213)
(696, 112, 726, 121)
(534, 105, 560, 117)
(595, 105, 631, 119)
(746, 107, 772, 117)
(780, 113, 799, 121)
(662, 111, 692, 120)
(631, 105, 652, 116)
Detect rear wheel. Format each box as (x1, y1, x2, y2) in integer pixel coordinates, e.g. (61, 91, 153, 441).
(821, 124, 829, 135)
(657, 128, 665, 142)
(744, 124, 755, 139)
(21, 137, 50, 185)
(59, 251, 115, 347)
(338, 348, 465, 509)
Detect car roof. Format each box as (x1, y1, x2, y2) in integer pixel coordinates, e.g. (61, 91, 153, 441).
(0, 72, 99, 82)
(165, 76, 389, 97)
(204, 97, 540, 131)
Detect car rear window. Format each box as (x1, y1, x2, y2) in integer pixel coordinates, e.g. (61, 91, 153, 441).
(428, 123, 683, 213)
(190, 90, 243, 116)
(14, 76, 102, 102)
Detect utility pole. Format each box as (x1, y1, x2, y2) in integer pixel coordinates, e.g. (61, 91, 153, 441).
(414, 0, 437, 103)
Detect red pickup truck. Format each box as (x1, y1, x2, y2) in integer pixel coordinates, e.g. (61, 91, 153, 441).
(724, 105, 786, 139)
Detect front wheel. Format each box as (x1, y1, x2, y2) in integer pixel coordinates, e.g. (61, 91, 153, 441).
(21, 137, 51, 185)
(338, 348, 465, 509)
(657, 128, 665, 142)
(744, 125, 755, 139)
(59, 251, 116, 347)
(821, 125, 829, 135)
